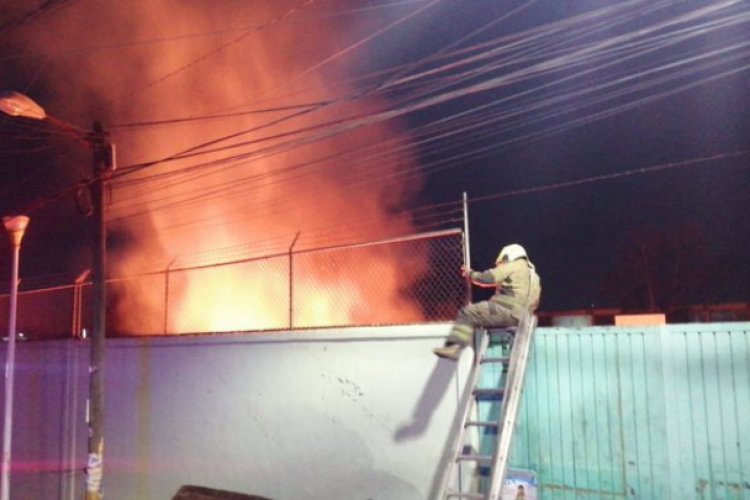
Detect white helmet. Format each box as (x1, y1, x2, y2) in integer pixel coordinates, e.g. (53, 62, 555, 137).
(496, 243, 527, 263)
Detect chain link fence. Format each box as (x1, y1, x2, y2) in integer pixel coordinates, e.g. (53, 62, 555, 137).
(0, 285, 78, 340)
(0, 229, 466, 338)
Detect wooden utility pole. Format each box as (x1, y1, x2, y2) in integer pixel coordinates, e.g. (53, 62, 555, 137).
(86, 122, 114, 500)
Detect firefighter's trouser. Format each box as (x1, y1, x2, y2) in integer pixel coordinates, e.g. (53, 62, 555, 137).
(446, 300, 517, 347)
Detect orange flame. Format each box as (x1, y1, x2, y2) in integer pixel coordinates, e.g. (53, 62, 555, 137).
(19, 2, 426, 334)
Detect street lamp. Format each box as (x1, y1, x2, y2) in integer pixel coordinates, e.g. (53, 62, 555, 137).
(1, 215, 29, 500)
(0, 91, 45, 120)
(0, 90, 114, 500)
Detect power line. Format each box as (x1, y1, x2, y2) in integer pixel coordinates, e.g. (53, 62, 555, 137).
(113, 0, 443, 174)
(109, 0, 319, 107)
(107, 101, 334, 129)
(469, 151, 750, 205)
(6, 0, 750, 225)
(0, 0, 73, 36)
(0, 0, 430, 61)
(117, 0, 742, 181)
(107, 0, 648, 178)
(109, 149, 750, 268)
(105, 0, 680, 143)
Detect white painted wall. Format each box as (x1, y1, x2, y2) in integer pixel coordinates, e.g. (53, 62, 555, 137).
(8, 323, 471, 499)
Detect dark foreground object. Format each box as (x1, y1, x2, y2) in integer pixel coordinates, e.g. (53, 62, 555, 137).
(172, 485, 273, 500)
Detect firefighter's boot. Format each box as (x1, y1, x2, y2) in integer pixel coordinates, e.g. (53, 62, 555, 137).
(433, 344, 462, 360)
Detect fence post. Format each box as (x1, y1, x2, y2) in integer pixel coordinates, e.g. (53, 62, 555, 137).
(462, 192, 472, 305)
(72, 269, 91, 338)
(164, 258, 177, 335)
(288, 232, 301, 330)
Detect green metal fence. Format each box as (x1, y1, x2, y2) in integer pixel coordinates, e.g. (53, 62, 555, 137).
(496, 323, 750, 499)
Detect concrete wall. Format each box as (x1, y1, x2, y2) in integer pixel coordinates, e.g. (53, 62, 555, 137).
(6, 324, 468, 499)
(3, 322, 750, 499)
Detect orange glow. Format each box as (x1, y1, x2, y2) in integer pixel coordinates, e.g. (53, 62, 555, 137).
(173, 266, 289, 333)
(20, 2, 426, 334)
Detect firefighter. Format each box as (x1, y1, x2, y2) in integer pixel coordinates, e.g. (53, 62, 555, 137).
(433, 243, 541, 360)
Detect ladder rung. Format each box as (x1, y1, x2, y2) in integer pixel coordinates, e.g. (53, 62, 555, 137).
(438, 317, 536, 500)
(446, 491, 484, 499)
(488, 327, 516, 336)
(465, 420, 499, 429)
(480, 356, 509, 364)
(456, 454, 493, 464)
(473, 388, 504, 398)
(489, 326, 516, 333)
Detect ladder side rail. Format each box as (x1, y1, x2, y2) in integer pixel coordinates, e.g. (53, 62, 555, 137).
(497, 314, 534, 423)
(434, 329, 491, 499)
(486, 314, 537, 500)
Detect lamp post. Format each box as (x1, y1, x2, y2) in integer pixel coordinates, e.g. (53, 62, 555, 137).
(0, 90, 113, 500)
(1, 215, 29, 500)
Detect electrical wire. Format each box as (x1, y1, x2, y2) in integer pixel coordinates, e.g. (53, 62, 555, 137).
(107, 0, 635, 180)
(112, 148, 749, 271)
(114, 0, 745, 186)
(110, 30, 748, 218)
(112, 0, 444, 175)
(468, 150, 750, 205)
(0, 0, 73, 36)
(113, 0, 319, 106)
(4, 0, 749, 230)
(0, 0, 431, 62)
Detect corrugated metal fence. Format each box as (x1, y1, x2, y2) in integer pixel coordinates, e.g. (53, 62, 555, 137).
(498, 323, 750, 499)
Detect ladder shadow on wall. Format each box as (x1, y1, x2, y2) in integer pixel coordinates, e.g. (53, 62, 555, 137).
(393, 359, 456, 441)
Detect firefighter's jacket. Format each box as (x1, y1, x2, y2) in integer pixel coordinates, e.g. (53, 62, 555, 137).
(468, 258, 541, 319)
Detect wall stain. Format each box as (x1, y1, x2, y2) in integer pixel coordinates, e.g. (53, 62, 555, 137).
(543, 482, 628, 498)
(320, 371, 394, 432)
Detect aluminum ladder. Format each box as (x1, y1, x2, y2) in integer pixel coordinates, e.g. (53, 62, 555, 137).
(435, 313, 537, 500)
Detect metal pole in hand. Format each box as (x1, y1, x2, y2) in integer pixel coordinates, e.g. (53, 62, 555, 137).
(1, 215, 29, 500)
(288, 231, 301, 329)
(462, 192, 472, 305)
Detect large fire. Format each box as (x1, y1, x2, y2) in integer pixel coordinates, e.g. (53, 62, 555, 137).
(18, 2, 427, 333)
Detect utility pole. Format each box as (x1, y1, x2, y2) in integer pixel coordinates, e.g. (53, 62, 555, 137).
(0, 92, 116, 499)
(86, 122, 114, 500)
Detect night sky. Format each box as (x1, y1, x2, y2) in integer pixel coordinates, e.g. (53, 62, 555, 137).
(1, 0, 749, 314)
